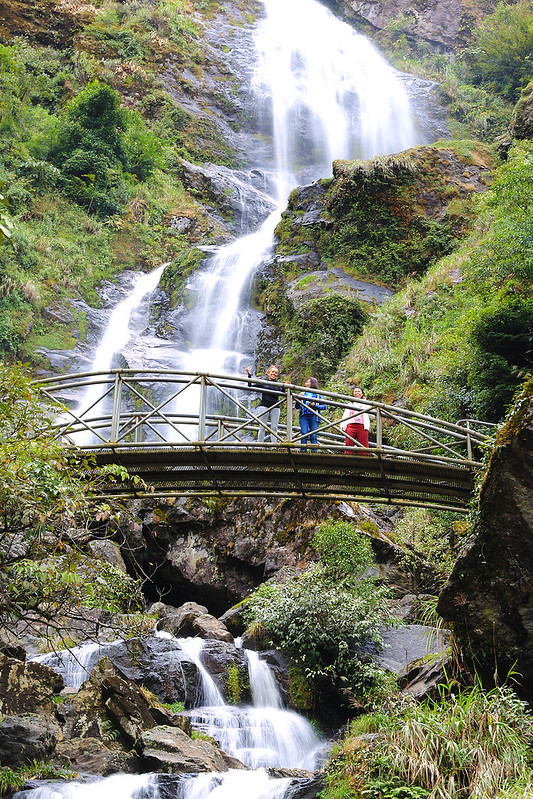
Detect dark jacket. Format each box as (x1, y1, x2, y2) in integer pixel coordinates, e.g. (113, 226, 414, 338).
(247, 376, 284, 408)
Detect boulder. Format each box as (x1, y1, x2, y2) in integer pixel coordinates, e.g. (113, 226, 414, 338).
(438, 381, 533, 697)
(0, 714, 62, 767)
(136, 725, 231, 773)
(199, 641, 251, 704)
(192, 614, 233, 643)
(0, 656, 63, 714)
(62, 657, 191, 745)
(54, 738, 139, 775)
(155, 601, 209, 637)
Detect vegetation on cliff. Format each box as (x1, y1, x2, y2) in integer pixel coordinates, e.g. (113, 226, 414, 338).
(340, 139, 533, 424)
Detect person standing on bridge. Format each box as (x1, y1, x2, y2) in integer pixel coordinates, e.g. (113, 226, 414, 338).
(296, 376, 326, 452)
(245, 364, 284, 443)
(340, 386, 370, 453)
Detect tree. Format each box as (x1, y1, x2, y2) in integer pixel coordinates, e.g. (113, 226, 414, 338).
(0, 363, 144, 639)
(49, 81, 161, 216)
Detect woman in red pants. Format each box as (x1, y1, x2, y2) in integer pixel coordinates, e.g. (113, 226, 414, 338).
(340, 386, 370, 453)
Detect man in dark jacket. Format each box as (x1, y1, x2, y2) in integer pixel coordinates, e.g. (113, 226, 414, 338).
(245, 365, 284, 443)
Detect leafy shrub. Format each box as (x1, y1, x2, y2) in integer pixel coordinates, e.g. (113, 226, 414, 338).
(244, 520, 391, 701)
(469, 295, 533, 420)
(49, 81, 161, 216)
(294, 295, 368, 381)
(312, 519, 375, 583)
(462, 1, 533, 102)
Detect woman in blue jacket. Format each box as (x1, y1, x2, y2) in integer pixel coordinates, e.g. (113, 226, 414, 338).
(296, 377, 325, 451)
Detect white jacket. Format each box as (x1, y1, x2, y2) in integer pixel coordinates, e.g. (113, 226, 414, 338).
(339, 401, 370, 431)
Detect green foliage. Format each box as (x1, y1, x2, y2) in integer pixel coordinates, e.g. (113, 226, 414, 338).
(468, 294, 533, 420)
(322, 685, 533, 799)
(49, 81, 161, 216)
(392, 508, 459, 582)
(244, 518, 392, 702)
(225, 662, 247, 705)
(353, 684, 533, 799)
(162, 700, 186, 713)
(0, 761, 75, 794)
(0, 363, 144, 633)
(294, 295, 368, 381)
(80, 561, 145, 613)
(342, 141, 533, 425)
(462, 1, 533, 102)
(312, 519, 375, 583)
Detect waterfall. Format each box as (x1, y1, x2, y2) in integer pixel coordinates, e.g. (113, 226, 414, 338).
(75, 0, 421, 388)
(183, 641, 322, 770)
(246, 650, 283, 709)
(31, 642, 104, 691)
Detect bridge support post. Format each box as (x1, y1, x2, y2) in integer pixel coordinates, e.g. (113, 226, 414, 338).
(286, 387, 293, 443)
(376, 407, 382, 449)
(110, 373, 123, 443)
(466, 420, 473, 461)
(198, 374, 207, 443)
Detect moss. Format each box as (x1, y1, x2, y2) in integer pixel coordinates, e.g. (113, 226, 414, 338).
(158, 248, 207, 308)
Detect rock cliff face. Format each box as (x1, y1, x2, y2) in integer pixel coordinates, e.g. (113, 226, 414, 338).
(438, 381, 533, 697)
(120, 497, 422, 615)
(324, 0, 498, 51)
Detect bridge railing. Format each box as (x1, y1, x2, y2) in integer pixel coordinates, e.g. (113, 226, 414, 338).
(36, 369, 491, 467)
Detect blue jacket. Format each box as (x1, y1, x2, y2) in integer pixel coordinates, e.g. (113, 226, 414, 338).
(296, 391, 326, 417)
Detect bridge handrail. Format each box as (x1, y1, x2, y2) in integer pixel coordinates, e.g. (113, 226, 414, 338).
(36, 368, 491, 465)
(37, 368, 491, 440)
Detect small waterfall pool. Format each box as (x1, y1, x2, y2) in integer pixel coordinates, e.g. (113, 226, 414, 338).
(26, 635, 326, 799)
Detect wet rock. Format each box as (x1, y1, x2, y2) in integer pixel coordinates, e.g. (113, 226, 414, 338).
(273, 773, 324, 799)
(179, 160, 276, 234)
(62, 656, 191, 745)
(136, 725, 231, 773)
(399, 653, 448, 700)
(199, 641, 251, 703)
(0, 714, 61, 767)
(438, 381, 533, 698)
(0, 656, 64, 714)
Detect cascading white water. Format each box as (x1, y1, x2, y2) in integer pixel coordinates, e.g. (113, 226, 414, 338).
(182, 641, 322, 770)
(178, 0, 419, 382)
(32, 642, 104, 691)
(79, 0, 421, 388)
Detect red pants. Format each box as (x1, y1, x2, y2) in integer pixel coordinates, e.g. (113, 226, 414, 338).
(345, 422, 369, 453)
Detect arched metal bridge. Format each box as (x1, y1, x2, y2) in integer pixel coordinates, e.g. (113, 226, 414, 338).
(36, 370, 494, 513)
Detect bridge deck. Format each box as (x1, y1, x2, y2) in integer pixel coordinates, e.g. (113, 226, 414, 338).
(92, 447, 476, 511)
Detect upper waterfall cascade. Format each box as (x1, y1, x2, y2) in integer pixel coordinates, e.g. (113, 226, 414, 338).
(77, 0, 423, 404)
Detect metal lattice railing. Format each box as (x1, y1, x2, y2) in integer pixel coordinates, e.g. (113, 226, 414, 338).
(35, 369, 495, 511)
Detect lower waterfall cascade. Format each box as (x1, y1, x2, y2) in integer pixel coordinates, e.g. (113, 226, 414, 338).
(25, 635, 327, 799)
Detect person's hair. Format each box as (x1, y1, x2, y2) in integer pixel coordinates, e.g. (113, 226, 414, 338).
(306, 376, 319, 389)
(267, 364, 278, 373)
